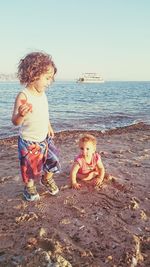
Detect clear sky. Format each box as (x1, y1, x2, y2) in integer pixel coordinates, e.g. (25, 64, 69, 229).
(0, 0, 150, 81)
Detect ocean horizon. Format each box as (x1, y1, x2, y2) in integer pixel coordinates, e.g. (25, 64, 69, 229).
(0, 81, 150, 140)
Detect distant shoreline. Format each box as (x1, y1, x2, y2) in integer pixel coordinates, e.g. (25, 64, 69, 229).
(0, 79, 150, 83)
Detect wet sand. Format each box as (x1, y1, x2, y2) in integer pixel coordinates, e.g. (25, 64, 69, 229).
(0, 123, 150, 267)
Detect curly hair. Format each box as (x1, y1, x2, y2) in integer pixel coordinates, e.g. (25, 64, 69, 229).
(17, 52, 57, 85)
(79, 134, 97, 146)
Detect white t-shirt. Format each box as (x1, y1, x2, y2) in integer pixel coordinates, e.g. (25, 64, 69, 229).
(19, 88, 49, 142)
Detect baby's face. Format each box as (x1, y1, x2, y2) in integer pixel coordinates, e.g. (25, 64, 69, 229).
(79, 141, 96, 158)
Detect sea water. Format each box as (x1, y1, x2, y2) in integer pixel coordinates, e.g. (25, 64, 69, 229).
(0, 81, 150, 139)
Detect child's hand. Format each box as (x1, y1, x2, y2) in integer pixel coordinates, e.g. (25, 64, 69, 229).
(93, 177, 103, 186)
(72, 182, 82, 189)
(48, 127, 54, 138)
(19, 99, 32, 117)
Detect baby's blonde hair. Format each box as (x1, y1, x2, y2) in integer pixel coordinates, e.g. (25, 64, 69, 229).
(79, 134, 97, 147)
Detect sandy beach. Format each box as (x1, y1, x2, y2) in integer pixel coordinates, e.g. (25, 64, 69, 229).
(0, 123, 150, 267)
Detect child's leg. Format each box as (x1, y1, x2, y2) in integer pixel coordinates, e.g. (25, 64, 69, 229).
(18, 137, 41, 201)
(77, 171, 99, 181)
(42, 136, 61, 195)
(76, 171, 100, 188)
(43, 171, 53, 180)
(93, 173, 114, 188)
(41, 171, 59, 195)
(23, 180, 40, 201)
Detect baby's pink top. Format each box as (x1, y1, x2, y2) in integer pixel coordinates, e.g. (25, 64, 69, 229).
(75, 152, 101, 175)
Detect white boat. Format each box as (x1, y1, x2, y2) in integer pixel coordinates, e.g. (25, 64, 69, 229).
(77, 73, 104, 83)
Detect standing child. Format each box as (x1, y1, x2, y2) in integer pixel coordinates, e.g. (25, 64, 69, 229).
(70, 134, 107, 189)
(12, 51, 60, 201)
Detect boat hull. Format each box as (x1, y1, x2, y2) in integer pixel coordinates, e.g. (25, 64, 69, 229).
(77, 80, 104, 83)
(77, 73, 104, 83)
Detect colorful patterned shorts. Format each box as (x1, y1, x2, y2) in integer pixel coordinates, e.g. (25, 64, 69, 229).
(18, 136, 61, 183)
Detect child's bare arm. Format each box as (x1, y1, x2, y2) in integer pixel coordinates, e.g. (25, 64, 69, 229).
(70, 162, 81, 189)
(12, 92, 32, 126)
(94, 159, 105, 186)
(48, 121, 54, 138)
